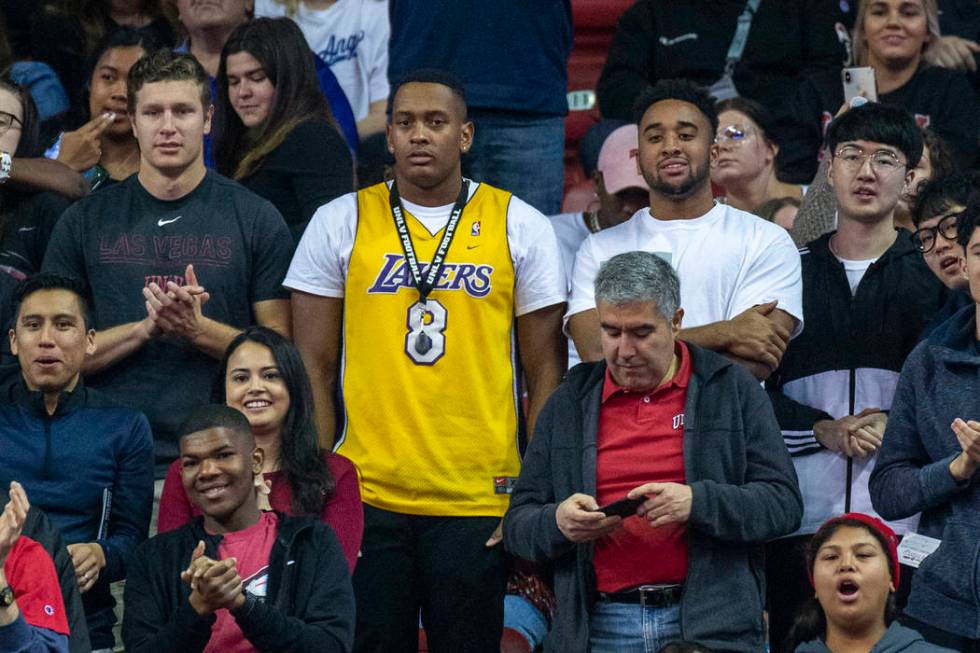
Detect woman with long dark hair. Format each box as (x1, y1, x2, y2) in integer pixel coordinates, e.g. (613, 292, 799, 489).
(157, 326, 363, 572)
(213, 17, 353, 243)
(787, 514, 947, 652)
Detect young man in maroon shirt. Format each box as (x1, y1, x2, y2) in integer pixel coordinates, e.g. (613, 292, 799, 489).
(504, 251, 802, 652)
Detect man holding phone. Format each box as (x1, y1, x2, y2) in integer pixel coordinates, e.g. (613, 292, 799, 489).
(504, 251, 802, 653)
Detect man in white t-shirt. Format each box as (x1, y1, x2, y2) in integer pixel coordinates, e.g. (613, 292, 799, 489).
(285, 68, 565, 652)
(567, 79, 803, 380)
(551, 124, 649, 369)
(764, 103, 946, 649)
(256, 0, 389, 138)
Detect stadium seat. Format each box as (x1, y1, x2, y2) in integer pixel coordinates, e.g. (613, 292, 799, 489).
(564, 0, 634, 207)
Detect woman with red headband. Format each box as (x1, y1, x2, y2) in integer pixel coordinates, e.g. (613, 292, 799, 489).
(786, 514, 951, 653)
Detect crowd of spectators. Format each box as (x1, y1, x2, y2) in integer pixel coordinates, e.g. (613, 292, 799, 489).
(0, 1, 976, 652)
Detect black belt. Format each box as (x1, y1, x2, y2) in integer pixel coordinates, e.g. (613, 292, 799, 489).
(598, 584, 684, 608)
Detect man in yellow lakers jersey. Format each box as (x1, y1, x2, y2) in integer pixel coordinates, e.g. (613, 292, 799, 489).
(285, 69, 566, 652)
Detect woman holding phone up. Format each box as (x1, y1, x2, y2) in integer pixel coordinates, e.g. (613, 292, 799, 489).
(777, 0, 977, 184)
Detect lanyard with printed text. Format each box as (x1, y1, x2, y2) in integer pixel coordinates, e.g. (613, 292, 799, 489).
(388, 178, 470, 305)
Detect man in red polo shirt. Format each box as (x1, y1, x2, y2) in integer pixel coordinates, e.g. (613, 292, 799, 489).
(504, 250, 802, 653)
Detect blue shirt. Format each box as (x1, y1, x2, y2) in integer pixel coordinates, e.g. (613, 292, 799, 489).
(388, 0, 572, 116)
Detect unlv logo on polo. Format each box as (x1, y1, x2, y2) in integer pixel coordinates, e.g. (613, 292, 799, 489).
(672, 413, 685, 430)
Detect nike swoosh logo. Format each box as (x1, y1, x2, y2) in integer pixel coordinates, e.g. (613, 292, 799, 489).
(158, 215, 182, 227)
(659, 33, 698, 47)
(466, 244, 480, 249)
(17, 227, 35, 233)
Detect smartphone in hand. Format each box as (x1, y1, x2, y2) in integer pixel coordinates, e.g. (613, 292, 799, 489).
(842, 66, 878, 103)
(595, 496, 645, 518)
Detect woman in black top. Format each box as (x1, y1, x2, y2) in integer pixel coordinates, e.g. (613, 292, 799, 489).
(213, 17, 354, 244)
(778, 0, 978, 183)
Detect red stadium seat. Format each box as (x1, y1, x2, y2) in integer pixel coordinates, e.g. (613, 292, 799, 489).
(564, 0, 635, 204)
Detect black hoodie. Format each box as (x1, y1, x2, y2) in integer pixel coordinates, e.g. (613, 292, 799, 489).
(122, 514, 354, 653)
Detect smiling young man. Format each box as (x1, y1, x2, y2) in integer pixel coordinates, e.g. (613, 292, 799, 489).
(42, 49, 293, 479)
(0, 274, 154, 652)
(566, 79, 803, 381)
(123, 405, 354, 653)
(286, 68, 565, 651)
(504, 251, 801, 652)
(765, 103, 945, 651)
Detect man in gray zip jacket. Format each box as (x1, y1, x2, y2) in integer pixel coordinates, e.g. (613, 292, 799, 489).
(503, 251, 802, 652)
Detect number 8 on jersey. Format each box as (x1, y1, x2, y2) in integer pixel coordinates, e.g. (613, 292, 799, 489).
(406, 300, 447, 364)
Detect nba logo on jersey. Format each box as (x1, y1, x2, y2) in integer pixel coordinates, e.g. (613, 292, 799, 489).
(471, 221, 481, 236)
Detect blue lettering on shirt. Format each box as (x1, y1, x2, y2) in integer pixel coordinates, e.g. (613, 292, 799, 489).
(316, 32, 366, 67)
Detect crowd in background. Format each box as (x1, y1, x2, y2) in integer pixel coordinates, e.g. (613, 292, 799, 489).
(0, 1, 976, 652)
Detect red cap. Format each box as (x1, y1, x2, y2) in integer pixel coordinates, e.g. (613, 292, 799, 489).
(809, 513, 901, 587)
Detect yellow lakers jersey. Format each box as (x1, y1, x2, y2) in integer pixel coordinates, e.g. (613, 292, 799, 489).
(339, 181, 520, 516)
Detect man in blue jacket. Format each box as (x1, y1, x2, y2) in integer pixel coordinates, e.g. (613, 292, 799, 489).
(870, 201, 980, 652)
(0, 274, 154, 652)
(503, 251, 802, 652)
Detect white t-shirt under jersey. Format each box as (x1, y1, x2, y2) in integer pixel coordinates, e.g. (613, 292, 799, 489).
(256, 0, 390, 123)
(285, 180, 567, 317)
(549, 212, 590, 368)
(567, 202, 804, 334)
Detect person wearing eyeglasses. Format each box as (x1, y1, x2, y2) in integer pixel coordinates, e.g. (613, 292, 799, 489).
(910, 172, 980, 340)
(869, 193, 980, 653)
(764, 102, 946, 653)
(710, 97, 805, 215)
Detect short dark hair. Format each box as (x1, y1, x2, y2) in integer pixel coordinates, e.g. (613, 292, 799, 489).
(177, 404, 254, 446)
(127, 49, 211, 114)
(13, 274, 93, 329)
(632, 79, 718, 134)
(912, 172, 980, 227)
(387, 68, 467, 120)
(825, 103, 923, 168)
(956, 190, 980, 250)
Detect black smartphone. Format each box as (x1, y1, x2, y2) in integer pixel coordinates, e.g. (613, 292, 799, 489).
(595, 496, 644, 518)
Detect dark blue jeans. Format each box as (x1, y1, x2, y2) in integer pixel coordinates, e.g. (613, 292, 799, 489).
(463, 110, 566, 216)
(589, 600, 682, 652)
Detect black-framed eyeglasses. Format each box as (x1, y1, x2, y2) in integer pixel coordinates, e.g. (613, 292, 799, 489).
(912, 212, 961, 253)
(0, 111, 22, 133)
